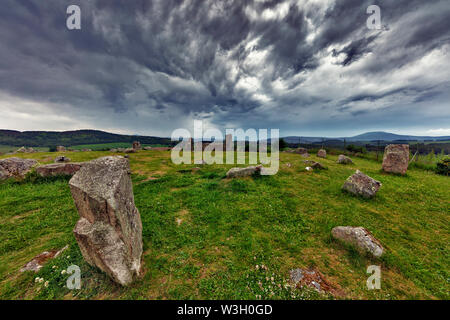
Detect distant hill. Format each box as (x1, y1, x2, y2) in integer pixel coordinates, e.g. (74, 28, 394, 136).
(0, 129, 173, 148)
(283, 131, 450, 143)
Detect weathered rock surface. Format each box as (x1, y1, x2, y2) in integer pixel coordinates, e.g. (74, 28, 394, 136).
(0, 157, 38, 180)
(36, 163, 83, 177)
(124, 148, 136, 154)
(55, 156, 71, 163)
(317, 149, 327, 158)
(69, 156, 143, 285)
(56, 146, 66, 152)
(337, 155, 353, 164)
(342, 170, 381, 198)
(382, 144, 409, 175)
(226, 165, 262, 178)
(331, 226, 384, 258)
(20, 245, 68, 272)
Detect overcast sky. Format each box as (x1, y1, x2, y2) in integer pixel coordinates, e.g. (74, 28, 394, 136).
(0, 0, 449, 137)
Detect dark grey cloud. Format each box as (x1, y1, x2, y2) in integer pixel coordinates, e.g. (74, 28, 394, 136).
(0, 0, 449, 136)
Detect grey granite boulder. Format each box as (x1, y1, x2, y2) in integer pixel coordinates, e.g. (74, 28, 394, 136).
(69, 156, 143, 285)
(226, 165, 262, 178)
(0, 157, 38, 180)
(332, 226, 384, 258)
(342, 170, 381, 198)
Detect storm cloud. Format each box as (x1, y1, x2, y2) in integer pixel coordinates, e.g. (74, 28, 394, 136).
(0, 0, 449, 136)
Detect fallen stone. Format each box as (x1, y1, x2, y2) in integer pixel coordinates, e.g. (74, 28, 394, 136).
(36, 163, 83, 177)
(226, 165, 262, 178)
(337, 155, 353, 164)
(317, 149, 327, 158)
(56, 146, 66, 152)
(289, 268, 343, 297)
(69, 156, 143, 285)
(81, 149, 92, 152)
(382, 144, 409, 175)
(20, 245, 69, 272)
(54, 156, 71, 163)
(342, 170, 381, 198)
(0, 157, 38, 180)
(331, 226, 384, 258)
(124, 148, 136, 153)
(143, 147, 153, 150)
(311, 162, 326, 170)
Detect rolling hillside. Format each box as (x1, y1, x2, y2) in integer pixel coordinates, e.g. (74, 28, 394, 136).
(0, 130, 173, 148)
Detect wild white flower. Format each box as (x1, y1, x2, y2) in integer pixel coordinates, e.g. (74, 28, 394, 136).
(52, 265, 57, 269)
(61, 270, 67, 275)
(44, 281, 49, 287)
(38, 278, 44, 283)
(34, 277, 39, 283)
(255, 265, 259, 270)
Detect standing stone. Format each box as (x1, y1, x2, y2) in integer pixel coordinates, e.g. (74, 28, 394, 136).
(331, 226, 384, 258)
(382, 144, 409, 175)
(69, 156, 143, 285)
(337, 154, 353, 164)
(342, 170, 381, 198)
(317, 149, 327, 158)
(0, 157, 38, 180)
(56, 146, 66, 152)
(132, 141, 141, 150)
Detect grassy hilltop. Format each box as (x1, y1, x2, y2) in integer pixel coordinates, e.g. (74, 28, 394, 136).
(0, 150, 448, 299)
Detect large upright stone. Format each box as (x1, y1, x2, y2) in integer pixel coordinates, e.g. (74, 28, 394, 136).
(342, 170, 381, 198)
(382, 144, 409, 175)
(132, 141, 141, 150)
(69, 156, 143, 285)
(0, 157, 38, 180)
(56, 146, 66, 152)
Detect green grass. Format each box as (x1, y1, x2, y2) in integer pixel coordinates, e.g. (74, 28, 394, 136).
(0, 150, 448, 300)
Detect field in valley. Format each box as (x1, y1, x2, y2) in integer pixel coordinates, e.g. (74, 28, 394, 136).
(0, 150, 448, 300)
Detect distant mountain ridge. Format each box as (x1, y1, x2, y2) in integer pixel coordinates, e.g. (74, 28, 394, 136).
(1, 129, 449, 148)
(283, 131, 450, 143)
(0, 129, 172, 147)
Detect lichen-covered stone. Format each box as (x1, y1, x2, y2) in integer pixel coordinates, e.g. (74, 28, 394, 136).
(69, 156, 143, 285)
(332, 226, 384, 258)
(382, 144, 409, 175)
(342, 170, 381, 198)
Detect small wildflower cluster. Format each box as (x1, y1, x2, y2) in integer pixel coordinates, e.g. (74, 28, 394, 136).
(245, 257, 297, 300)
(34, 277, 49, 288)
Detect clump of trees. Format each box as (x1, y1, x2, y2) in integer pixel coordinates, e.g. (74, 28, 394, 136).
(435, 157, 449, 176)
